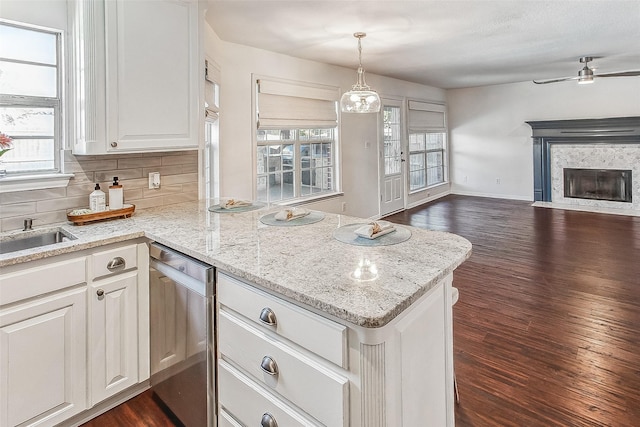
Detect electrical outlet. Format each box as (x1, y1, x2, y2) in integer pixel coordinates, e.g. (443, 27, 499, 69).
(496, 178, 501, 184)
(149, 172, 161, 189)
(464, 175, 468, 183)
(341, 202, 347, 212)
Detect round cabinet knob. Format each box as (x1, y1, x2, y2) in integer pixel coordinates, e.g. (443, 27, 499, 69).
(261, 413, 278, 427)
(259, 307, 277, 326)
(107, 257, 126, 272)
(110, 141, 118, 148)
(260, 355, 279, 376)
(96, 289, 105, 298)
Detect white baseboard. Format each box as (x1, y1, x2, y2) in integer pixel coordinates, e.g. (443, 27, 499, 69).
(451, 190, 532, 201)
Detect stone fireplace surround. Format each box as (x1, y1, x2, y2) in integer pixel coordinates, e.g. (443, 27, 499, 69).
(527, 117, 640, 214)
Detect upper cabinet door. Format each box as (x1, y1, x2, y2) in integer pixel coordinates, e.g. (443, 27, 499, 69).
(73, 0, 200, 154)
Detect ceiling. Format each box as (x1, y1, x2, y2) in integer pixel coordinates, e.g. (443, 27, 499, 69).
(205, 0, 640, 89)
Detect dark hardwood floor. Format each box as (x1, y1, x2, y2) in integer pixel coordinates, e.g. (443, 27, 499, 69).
(83, 195, 640, 426)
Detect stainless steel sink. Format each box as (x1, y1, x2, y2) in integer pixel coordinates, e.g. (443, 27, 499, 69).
(0, 228, 77, 255)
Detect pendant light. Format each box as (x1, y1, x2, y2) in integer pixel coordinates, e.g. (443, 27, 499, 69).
(340, 32, 381, 113)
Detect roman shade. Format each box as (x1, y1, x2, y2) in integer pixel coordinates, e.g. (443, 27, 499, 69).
(408, 100, 446, 131)
(205, 59, 220, 120)
(257, 78, 339, 129)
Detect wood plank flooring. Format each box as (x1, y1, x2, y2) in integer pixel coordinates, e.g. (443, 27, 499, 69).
(82, 195, 640, 426)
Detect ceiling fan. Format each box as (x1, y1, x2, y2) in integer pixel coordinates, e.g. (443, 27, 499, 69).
(533, 56, 640, 85)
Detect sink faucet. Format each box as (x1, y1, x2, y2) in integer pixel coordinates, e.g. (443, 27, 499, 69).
(23, 218, 33, 231)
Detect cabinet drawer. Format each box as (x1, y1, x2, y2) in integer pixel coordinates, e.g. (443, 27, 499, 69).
(0, 257, 86, 306)
(218, 360, 322, 427)
(218, 310, 348, 427)
(217, 272, 347, 368)
(91, 244, 137, 279)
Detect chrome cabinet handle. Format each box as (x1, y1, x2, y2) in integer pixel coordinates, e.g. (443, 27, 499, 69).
(260, 356, 278, 376)
(96, 289, 105, 299)
(261, 413, 278, 427)
(110, 141, 118, 148)
(107, 256, 126, 272)
(259, 307, 277, 326)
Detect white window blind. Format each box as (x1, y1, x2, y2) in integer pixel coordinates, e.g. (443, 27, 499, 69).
(205, 59, 220, 120)
(408, 100, 446, 131)
(257, 78, 338, 129)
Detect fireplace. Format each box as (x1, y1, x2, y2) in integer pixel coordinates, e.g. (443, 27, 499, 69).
(527, 117, 640, 212)
(563, 168, 632, 202)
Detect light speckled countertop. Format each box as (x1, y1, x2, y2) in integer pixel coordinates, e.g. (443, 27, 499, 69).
(0, 202, 472, 327)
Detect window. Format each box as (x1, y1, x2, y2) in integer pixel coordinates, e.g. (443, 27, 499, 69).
(407, 100, 447, 192)
(0, 21, 63, 175)
(409, 132, 445, 190)
(255, 77, 339, 203)
(257, 129, 335, 202)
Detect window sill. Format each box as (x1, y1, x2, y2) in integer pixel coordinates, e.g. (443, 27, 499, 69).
(276, 192, 344, 207)
(0, 173, 74, 194)
(408, 182, 448, 195)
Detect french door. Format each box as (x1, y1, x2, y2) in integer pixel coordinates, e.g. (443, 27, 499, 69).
(379, 100, 405, 216)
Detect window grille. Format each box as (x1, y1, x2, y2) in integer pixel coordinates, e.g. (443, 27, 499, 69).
(0, 21, 62, 174)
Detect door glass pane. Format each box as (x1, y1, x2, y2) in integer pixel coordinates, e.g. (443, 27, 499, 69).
(383, 106, 401, 176)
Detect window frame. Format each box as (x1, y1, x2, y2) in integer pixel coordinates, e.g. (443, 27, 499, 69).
(406, 100, 448, 193)
(408, 131, 447, 192)
(256, 128, 337, 203)
(0, 19, 71, 192)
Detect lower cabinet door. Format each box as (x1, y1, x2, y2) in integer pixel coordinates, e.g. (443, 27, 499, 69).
(218, 360, 322, 427)
(89, 271, 139, 404)
(0, 288, 87, 427)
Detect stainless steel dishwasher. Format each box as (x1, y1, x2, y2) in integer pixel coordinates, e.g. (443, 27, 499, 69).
(149, 242, 215, 427)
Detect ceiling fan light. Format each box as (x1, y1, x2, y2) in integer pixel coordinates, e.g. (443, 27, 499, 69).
(578, 65, 594, 84)
(340, 33, 381, 113)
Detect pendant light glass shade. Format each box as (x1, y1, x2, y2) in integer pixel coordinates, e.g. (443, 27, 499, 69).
(340, 33, 381, 113)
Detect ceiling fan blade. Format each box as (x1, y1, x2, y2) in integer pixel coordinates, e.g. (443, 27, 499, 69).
(532, 76, 578, 85)
(595, 70, 640, 78)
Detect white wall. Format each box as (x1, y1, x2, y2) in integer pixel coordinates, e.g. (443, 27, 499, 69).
(447, 78, 640, 200)
(204, 22, 447, 219)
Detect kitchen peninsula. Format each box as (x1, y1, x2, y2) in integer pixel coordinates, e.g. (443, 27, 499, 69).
(0, 202, 471, 426)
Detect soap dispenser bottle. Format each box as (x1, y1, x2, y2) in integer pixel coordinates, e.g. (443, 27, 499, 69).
(90, 183, 106, 212)
(109, 177, 124, 210)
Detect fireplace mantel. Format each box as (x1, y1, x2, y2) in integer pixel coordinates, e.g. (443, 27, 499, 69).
(526, 117, 640, 201)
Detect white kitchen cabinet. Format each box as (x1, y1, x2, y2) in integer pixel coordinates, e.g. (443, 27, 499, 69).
(72, 0, 200, 154)
(0, 240, 150, 427)
(0, 256, 88, 427)
(88, 271, 139, 403)
(217, 270, 454, 426)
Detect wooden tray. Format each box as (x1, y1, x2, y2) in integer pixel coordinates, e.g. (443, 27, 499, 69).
(67, 204, 135, 226)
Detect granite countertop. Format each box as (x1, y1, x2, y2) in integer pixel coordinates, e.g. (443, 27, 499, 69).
(0, 202, 472, 327)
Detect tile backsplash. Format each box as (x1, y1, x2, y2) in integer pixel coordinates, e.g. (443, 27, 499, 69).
(0, 150, 199, 232)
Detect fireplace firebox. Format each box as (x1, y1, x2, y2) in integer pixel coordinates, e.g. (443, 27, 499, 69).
(564, 168, 632, 202)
